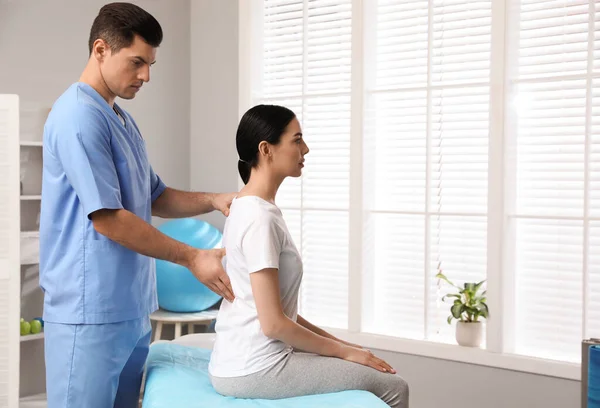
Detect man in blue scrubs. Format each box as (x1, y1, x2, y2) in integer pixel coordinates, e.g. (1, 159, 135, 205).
(39, 3, 235, 407)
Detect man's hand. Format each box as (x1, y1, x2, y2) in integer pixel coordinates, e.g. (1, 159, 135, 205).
(186, 247, 234, 302)
(211, 193, 236, 217)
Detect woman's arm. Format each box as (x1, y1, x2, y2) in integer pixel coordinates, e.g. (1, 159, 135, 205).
(296, 314, 363, 349)
(250, 268, 343, 357)
(250, 268, 394, 373)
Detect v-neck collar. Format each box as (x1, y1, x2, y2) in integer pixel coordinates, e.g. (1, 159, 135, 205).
(112, 104, 127, 129)
(76, 82, 127, 130)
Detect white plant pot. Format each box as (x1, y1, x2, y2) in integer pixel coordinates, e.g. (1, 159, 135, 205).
(455, 321, 483, 347)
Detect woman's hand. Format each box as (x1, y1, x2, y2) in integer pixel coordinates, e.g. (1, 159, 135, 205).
(339, 345, 396, 374)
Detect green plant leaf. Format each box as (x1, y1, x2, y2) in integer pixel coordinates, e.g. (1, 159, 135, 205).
(451, 303, 464, 319)
(474, 280, 486, 293)
(437, 274, 490, 323)
(441, 294, 461, 302)
(478, 302, 489, 318)
(464, 305, 478, 314)
(435, 272, 461, 289)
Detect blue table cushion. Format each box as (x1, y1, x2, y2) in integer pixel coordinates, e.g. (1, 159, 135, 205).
(142, 342, 389, 408)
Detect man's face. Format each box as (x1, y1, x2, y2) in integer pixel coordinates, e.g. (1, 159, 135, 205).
(100, 34, 157, 100)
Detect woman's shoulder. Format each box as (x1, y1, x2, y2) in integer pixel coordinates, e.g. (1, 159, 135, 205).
(230, 196, 282, 221)
(224, 196, 283, 238)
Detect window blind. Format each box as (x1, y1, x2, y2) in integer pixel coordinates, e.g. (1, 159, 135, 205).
(362, 0, 491, 343)
(510, 0, 597, 363)
(249, 0, 599, 364)
(260, 0, 352, 329)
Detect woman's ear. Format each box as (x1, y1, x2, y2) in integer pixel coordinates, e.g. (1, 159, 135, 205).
(258, 141, 271, 160)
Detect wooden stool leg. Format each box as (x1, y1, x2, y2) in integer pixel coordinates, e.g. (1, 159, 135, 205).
(154, 322, 163, 342)
(175, 322, 182, 338)
(187, 323, 194, 335)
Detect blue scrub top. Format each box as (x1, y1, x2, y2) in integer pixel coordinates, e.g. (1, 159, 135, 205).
(39, 82, 166, 324)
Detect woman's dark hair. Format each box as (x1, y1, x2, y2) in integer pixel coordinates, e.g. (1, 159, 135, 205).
(236, 105, 296, 184)
(88, 2, 163, 55)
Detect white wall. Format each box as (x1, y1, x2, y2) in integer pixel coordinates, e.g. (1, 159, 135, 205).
(376, 347, 580, 408)
(0, 0, 191, 397)
(189, 0, 240, 231)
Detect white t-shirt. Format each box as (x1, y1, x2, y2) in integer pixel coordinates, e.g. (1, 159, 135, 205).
(208, 196, 303, 377)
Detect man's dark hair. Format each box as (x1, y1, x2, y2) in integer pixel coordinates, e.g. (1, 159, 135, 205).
(88, 2, 163, 55)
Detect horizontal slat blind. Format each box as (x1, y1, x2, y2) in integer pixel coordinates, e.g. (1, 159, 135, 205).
(363, 0, 428, 340)
(430, 86, 490, 214)
(252, 0, 598, 364)
(372, 0, 429, 90)
(263, 1, 304, 98)
(591, 74, 600, 216)
(427, 0, 491, 341)
(429, 216, 488, 342)
(596, 2, 600, 72)
(260, 0, 351, 329)
(518, 0, 590, 79)
(588, 77, 600, 338)
(589, 222, 600, 338)
(364, 0, 490, 343)
(515, 80, 586, 218)
(514, 219, 583, 362)
(363, 90, 427, 213)
(363, 213, 426, 340)
(510, 0, 596, 363)
(431, 0, 491, 86)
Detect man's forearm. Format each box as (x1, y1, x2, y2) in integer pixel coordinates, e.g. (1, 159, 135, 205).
(91, 208, 195, 266)
(152, 187, 214, 218)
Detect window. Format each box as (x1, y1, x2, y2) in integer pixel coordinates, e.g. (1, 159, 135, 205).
(258, 0, 353, 329)
(508, 0, 600, 363)
(362, 0, 491, 344)
(242, 0, 600, 365)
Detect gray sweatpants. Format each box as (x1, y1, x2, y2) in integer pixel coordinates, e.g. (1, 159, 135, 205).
(210, 351, 409, 407)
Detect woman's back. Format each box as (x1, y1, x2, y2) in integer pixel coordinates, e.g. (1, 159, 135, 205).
(208, 196, 303, 377)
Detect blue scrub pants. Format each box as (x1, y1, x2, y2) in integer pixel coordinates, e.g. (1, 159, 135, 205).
(44, 316, 152, 408)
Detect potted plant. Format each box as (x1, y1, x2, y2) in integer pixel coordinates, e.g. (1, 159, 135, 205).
(435, 272, 488, 347)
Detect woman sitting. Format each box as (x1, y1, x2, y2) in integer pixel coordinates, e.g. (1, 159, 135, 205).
(208, 105, 409, 408)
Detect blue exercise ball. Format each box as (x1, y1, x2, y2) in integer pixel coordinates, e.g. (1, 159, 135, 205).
(155, 218, 223, 312)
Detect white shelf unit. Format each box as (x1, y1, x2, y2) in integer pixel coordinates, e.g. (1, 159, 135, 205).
(19, 142, 43, 148)
(1, 94, 22, 408)
(20, 333, 44, 343)
(18, 101, 49, 403)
